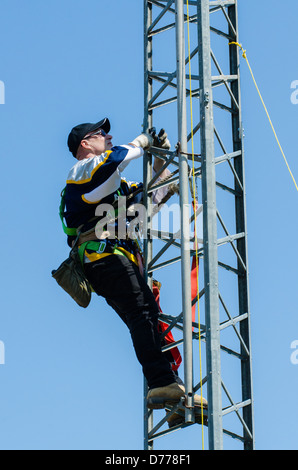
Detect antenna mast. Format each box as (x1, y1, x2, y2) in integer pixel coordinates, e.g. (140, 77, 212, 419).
(143, 0, 254, 450)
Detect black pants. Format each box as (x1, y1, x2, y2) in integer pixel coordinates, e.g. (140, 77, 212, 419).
(84, 254, 176, 389)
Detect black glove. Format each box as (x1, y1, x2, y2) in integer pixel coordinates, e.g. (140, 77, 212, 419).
(149, 128, 171, 150)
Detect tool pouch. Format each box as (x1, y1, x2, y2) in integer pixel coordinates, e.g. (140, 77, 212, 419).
(51, 247, 92, 308)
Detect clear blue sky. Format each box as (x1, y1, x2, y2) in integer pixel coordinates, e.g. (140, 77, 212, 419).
(0, 0, 297, 450)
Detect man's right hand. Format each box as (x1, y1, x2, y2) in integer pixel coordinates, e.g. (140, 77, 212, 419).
(131, 133, 154, 150)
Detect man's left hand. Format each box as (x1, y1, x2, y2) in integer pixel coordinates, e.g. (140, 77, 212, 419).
(149, 128, 171, 150)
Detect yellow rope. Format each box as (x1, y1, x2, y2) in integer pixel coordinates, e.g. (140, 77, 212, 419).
(186, 0, 204, 449)
(230, 41, 298, 192)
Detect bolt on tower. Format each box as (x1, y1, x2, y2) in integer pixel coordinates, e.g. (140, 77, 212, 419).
(142, 0, 254, 450)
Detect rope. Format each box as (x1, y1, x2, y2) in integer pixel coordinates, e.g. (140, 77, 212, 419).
(186, 0, 205, 448)
(230, 41, 298, 192)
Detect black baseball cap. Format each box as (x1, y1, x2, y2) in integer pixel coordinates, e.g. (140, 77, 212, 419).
(67, 117, 111, 157)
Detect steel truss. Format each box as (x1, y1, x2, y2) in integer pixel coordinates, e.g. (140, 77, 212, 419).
(143, 0, 254, 450)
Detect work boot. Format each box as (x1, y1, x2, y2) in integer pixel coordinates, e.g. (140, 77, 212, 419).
(174, 383, 207, 407)
(147, 382, 185, 409)
(166, 386, 208, 428)
(166, 403, 208, 429)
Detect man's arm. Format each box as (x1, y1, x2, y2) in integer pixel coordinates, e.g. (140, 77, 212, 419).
(129, 129, 173, 203)
(153, 156, 169, 180)
(76, 146, 144, 204)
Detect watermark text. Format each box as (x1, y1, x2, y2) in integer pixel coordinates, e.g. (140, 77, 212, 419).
(290, 80, 298, 104)
(0, 81, 4, 104)
(94, 196, 203, 249)
(0, 340, 5, 365)
(290, 340, 298, 365)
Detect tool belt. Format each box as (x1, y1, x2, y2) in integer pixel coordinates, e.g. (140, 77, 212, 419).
(51, 230, 112, 309)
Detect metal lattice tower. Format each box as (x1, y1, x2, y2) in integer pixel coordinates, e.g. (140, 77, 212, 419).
(142, 0, 254, 450)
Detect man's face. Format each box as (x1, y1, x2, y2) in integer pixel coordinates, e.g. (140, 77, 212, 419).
(81, 128, 113, 155)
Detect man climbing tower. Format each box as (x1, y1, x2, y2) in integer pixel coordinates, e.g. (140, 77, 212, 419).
(62, 117, 207, 419)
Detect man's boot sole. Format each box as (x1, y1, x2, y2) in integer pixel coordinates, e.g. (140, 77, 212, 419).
(167, 405, 208, 428)
(147, 397, 182, 410)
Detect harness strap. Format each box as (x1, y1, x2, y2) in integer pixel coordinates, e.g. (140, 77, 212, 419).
(77, 241, 90, 267)
(59, 187, 77, 237)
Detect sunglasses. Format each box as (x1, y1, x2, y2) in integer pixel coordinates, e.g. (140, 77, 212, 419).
(84, 129, 107, 139)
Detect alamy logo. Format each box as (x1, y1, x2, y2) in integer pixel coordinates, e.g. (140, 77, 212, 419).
(0, 340, 5, 365)
(290, 80, 298, 104)
(0, 81, 5, 104)
(93, 197, 203, 248)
